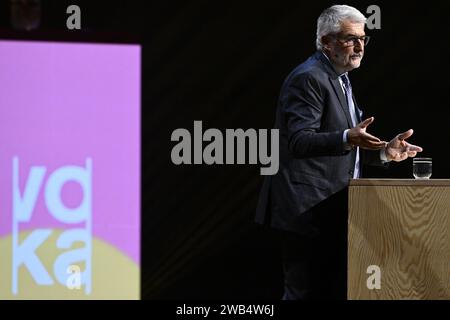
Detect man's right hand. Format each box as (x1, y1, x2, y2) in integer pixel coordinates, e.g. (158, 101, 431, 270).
(347, 117, 387, 150)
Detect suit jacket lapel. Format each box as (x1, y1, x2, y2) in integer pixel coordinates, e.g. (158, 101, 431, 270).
(315, 51, 354, 128)
(329, 77, 354, 128)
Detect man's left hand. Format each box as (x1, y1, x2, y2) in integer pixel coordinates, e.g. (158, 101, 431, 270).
(385, 129, 423, 162)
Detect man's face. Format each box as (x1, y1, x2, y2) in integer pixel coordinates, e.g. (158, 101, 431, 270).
(325, 20, 366, 74)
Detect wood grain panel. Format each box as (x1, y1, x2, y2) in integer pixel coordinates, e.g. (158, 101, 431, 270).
(348, 184, 450, 299)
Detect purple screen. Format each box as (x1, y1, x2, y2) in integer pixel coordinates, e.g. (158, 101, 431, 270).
(0, 40, 141, 299)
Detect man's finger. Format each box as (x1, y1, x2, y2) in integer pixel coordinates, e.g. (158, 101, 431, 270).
(361, 132, 381, 143)
(397, 129, 414, 141)
(408, 151, 417, 158)
(406, 144, 423, 152)
(363, 145, 386, 151)
(361, 141, 386, 150)
(358, 117, 375, 129)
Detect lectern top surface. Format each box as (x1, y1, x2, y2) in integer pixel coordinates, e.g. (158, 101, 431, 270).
(350, 179, 450, 186)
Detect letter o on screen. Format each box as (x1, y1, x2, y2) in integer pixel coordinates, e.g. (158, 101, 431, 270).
(45, 159, 92, 224)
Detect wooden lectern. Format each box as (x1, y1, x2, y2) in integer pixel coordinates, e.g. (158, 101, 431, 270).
(348, 179, 450, 300)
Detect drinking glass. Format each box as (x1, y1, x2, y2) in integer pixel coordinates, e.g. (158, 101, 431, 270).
(413, 158, 432, 179)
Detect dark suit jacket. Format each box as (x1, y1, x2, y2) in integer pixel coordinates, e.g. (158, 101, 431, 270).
(255, 51, 385, 234)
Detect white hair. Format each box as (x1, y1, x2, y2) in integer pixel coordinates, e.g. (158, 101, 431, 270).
(316, 5, 367, 50)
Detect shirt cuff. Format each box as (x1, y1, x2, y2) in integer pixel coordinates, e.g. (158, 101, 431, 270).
(380, 148, 390, 162)
(343, 129, 353, 150)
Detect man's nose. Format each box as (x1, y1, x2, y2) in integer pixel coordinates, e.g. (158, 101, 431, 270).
(354, 42, 363, 53)
(354, 39, 365, 50)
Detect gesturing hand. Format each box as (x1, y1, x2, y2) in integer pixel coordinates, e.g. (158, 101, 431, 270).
(385, 129, 423, 162)
(347, 117, 387, 150)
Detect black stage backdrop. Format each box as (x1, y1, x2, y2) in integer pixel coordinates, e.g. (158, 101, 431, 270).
(1, 0, 450, 299)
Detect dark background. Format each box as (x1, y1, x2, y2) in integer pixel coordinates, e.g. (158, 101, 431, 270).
(1, 0, 449, 299)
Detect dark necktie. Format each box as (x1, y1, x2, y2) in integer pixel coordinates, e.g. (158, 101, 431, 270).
(340, 73, 360, 178)
(340, 74, 358, 126)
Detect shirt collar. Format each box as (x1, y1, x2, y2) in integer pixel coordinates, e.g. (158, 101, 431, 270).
(321, 51, 347, 78)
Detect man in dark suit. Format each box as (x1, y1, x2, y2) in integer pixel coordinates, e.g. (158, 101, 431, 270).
(255, 5, 423, 300)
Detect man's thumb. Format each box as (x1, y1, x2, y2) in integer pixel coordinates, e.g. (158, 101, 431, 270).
(398, 129, 414, 141)
(359, 117, 374, 129)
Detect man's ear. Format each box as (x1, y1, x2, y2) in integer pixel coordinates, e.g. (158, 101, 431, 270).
(321, 35, 332, 50)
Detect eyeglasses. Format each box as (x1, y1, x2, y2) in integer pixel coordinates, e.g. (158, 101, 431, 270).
(334, 35, 371, 47)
